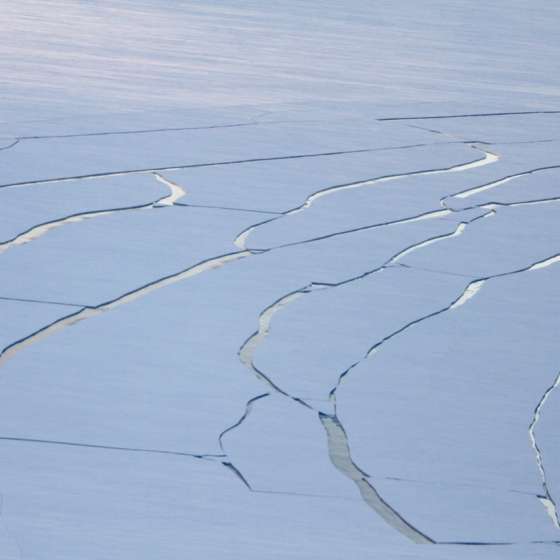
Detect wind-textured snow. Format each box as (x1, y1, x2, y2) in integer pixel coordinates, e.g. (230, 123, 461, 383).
(0, 1, 559, 559)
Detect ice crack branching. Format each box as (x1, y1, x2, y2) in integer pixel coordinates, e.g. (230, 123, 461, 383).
(234, 211, 486, 411)
(331, 251, 560, 402)
(231, 210, 496, 542)
(234, 145, 497, 250)
(316, 252, 560, 544)
(249, 194, 559, 255)
(1, 137, 555, 545)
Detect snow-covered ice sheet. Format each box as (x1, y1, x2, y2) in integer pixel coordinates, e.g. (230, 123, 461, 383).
(1, 0, 560, 557)
(1, 121, 558, 555)
(336, 265, 560, 543)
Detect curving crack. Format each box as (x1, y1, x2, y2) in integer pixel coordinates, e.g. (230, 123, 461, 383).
(324, 209, 491, 289)
(0, 206, 143, 255)
(319, 413, 435, 543)
(156, 173, 281, 214)
(0, 194, 493, 525)
(221, 461, 253, 489)
(246, 192, 560, 255)
(308, 251, 560, 543)
(331, 251, 560, 402)
(529, 369, 560, 529)
(218, 393, 270, 453)
(152, 172, 187, 205)
(441, 165, 560, 206)
(0, 144, 505, 356)
(0, 251, 250, 367)
(0, 189, 473, 373)
(209, 393, 275, 491)
(238, 290, 314, 407)
(0, 139, 19, 152)
(1, 135, 557, 545)
(235, 210, 488, 413)
(234, 145, 498, 250)
(11, 125, 560, 544)
(0, 174, 184, 254)
(318, 411, 558, 546)
(230, 209, 504, 541)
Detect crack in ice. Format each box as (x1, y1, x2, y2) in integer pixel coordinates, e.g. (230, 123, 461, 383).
(319, 413, 435, 543)
(234, 145, 497, 250)
(2, 137, 557, 543)
(378, 110, 560, 121)
(0, 143, 457, 191)
(239, 291, 313, 406)
(0, 435, 223, 460)
(442, 165, 560, 205)
(333, 251, 560, 399)
(0, 139, 20, 152)
(0, 175, 185, 254)
(529, 370, 560, 529)
(0, 251, 250, 367)
(218, 393, 270, 453)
